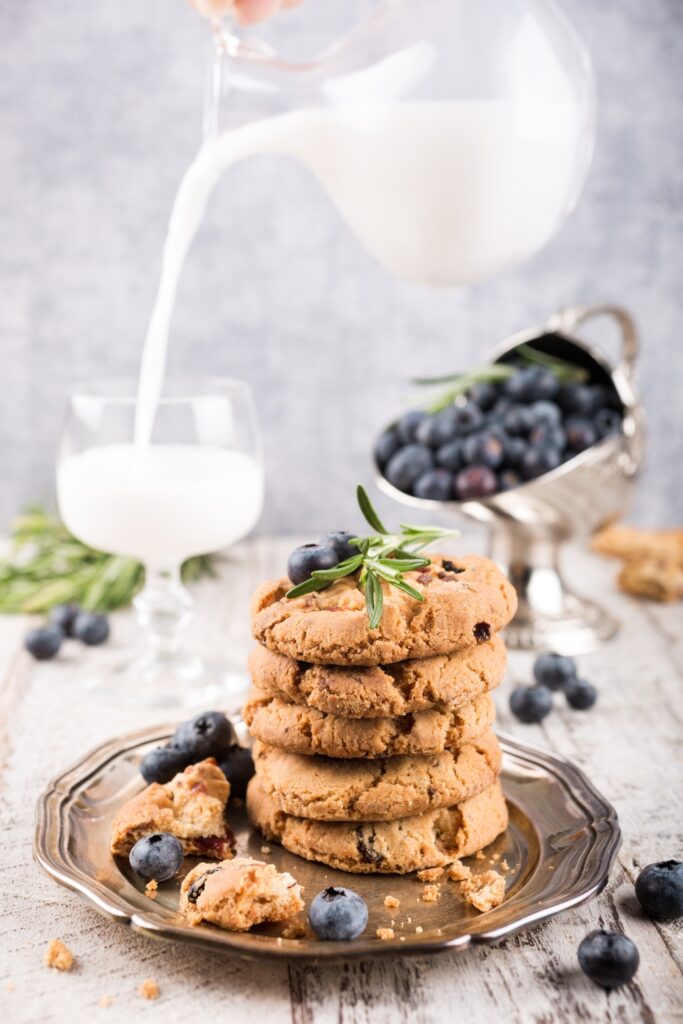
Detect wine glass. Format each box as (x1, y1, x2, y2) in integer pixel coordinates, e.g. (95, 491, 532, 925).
(56, 377, 263, 709)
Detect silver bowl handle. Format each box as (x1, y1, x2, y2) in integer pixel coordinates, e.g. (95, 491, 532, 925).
(545, 304, 638, 382)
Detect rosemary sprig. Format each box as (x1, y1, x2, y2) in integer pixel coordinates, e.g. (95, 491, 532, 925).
(0, 506, 215, 614)
(414, 346, 588, 413)
(286, 486, 458, 629)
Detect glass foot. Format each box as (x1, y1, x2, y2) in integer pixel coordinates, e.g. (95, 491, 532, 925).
(80, 650, 250, 712)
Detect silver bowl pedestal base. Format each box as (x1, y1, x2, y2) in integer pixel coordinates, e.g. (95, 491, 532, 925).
(489, 523, 618, 654)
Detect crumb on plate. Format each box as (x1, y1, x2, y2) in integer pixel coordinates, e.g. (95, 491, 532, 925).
(384, 895, 400, 909)
(138, 978, 160, 1000)
(447, 860, 472, 883)
(44, 939, 74, 972)
(417, 866, 444, 883)
(415, 925, 423, 934)
(261, 845, 271, 854)
(462, 870, 506, 913)
(145, 880, 158, 901)
(376, 927, 395, 940)
(98, 995, 114, 1008)
(421, 884, 440, 903)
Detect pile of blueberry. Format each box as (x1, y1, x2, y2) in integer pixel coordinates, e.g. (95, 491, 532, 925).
(140, 709, 255, 798)
(374, 364, 623, 502)
(287, 532, 358, 584)
(509, 651, 597, 723)
(24, 603, 110, 661)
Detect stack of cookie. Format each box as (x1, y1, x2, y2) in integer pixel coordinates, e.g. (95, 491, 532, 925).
(244, 554, 517, 874)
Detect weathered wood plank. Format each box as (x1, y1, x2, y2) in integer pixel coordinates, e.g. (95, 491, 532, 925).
(0, 537, 681, 1024)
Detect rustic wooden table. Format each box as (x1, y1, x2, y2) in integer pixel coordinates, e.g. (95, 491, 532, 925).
(0, 536, 681, 1023)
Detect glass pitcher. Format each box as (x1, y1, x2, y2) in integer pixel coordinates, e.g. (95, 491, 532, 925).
(202, 0, 596, 286)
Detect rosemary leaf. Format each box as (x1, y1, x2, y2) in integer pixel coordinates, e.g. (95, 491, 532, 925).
(365, 570, 383, 629)
(356, 485, 388, 534)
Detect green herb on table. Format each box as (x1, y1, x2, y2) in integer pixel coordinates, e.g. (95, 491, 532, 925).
(286, 486, 458, 629)
(0, 507, 215, 614)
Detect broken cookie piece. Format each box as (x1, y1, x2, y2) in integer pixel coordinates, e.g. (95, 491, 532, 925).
(110, 758, 233, 859)
(180, 856, 303, 931)
(44, 939, 74, 972)
(461, 869, 506, 912)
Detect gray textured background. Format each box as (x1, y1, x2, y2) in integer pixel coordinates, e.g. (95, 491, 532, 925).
(1, 0, 682, 536)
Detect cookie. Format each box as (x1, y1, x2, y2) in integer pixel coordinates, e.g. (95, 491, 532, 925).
(592, 523, 683, 565)
(251, 554, 517, 666)
(243, 691, 495, 759)
(247, 776, 508, 874)
(180, 857, 303, 931)
(618, 557, 683, 603)
(252, 730, 502, 821)
(248, 633, 506, 719)
(110, 758, 233, 858)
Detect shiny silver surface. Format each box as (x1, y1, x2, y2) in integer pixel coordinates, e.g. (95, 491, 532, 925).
(34, 723, 620, 962)
(377, 305, 646, 653)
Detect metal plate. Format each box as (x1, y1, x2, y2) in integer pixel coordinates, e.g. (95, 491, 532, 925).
(34, 725, 620, 961)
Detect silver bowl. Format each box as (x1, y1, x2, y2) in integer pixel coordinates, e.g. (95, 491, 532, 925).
(376, 305, 645, 654)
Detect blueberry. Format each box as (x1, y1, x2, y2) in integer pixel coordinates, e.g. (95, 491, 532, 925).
(415, 408, 459, 448)
(520, 445, 562, 480)
(502, 405, 534, 437)
(558, 384, 602, 417)
(287, 543, 339, 585)
(565, 418, 597, 453)
(454, 465, 498, 501)
(635, 861, 683, 921)
(322, 532, 358, 562)
(140, 744, 192, 784)
(505, 366, 558, 402)
(529, 424, 566, 452)
(578, 930, 639, 990)
(467, 381, 498, 411)
(498, 469, 522, 491)
(528, 400, 562, 427)
(491, 397, 513, 419)
(565, 678, 598, 710)
(461, 431, 505, 469)
(452, 401, 484, 436)
(505, 437, 528, 468)
(435, 439, 463, 472)
(308, 886, 368, 941)
(129, 832, 184, 882)
(413, 468, 453, 501)
(216, 744, 255, 799)
(509, 685, 553, 723)
(384, 444, 434, 493)
(173, 710, 235, 759)
(24, 625, 63, 661)
(395, 410, 427, 445)
(594, 408, 622, 438)
(72, 611, 110, 645)
(533, 652, 577, 691)
(49, 603, 80, 636)
(373, 428, 400, 468)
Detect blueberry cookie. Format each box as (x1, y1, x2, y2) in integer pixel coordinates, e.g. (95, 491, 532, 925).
(247, 776, 509, 874)
(248, 633, 506, 719)
(243, 691, 495, 759)
(251, 554, 517, 666)
(110, 758, 233, 858)
(252, 730, 502, 821)
(180, 856, 303, 931)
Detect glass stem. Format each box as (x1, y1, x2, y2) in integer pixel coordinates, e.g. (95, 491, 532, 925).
(134, 565, 194, 664)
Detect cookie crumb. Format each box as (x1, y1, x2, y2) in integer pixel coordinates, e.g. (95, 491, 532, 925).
(500, 858, 510, 873)
(462, 870, 506, 912)
(491, 853, 500, 862)
(447, 860, 472, 882)
(421, 884, 440, 903)
(415, 925, 424, 934)
(138, 979, 159, 1000)
(376, 927, 395, 940)
(399, 936, 406, 942)
(261, 845, 271, 854)
(282, 923, 307, 939)
(417, 867, 444, 883)
(98, 995, 114, 1008)
(44, 939, 74, 972)
(384, 895, 400, 909)
(6, 980, 14, 993)
(474, 850, 486, 861)
(145, 879, 158, 901)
